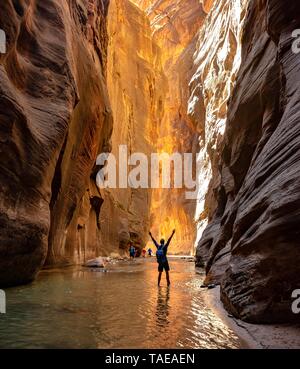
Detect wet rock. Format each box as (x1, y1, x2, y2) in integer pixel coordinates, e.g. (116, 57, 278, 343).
(84, 257, 106, 268)
(181, 256, 195, 262)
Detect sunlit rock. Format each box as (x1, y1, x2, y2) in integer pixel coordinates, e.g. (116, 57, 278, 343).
(190, 0, 248, 257)
(99, 0, 167, 255)
(131, 0, 209, 255)
(84, 257, 106, 268)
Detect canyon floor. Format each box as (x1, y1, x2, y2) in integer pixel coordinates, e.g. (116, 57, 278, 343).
(205, 288, 300, 349)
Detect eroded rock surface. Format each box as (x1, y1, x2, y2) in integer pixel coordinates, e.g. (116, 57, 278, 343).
(197, 0, 300, 323)
(0, 0, 112, 285)
(99, 0, 167, 255)
(132, 0, 210, 254)
(190, 0, 247, 252)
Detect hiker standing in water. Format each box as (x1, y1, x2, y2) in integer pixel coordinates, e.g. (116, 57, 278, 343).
(129, 243, 136, 259)
(149, 229, 176, 287)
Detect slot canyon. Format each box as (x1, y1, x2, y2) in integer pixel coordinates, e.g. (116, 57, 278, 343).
(1, 0, 300, 349)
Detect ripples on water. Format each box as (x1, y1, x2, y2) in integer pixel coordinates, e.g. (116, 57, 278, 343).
(0, 259, 241, 349)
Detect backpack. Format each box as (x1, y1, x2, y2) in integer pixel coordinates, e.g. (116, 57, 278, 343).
(156, 246, 167, 263)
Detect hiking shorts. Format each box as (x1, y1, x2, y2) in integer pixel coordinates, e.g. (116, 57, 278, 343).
(158, 260, 170, 272)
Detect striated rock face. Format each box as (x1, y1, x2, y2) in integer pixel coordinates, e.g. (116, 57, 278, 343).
(99, 0, 166, 255)
(0, 0, 112, 285)
(132, 0, 210, 254)
(190, 0, 248, 260)
(197, 0, 300, 323)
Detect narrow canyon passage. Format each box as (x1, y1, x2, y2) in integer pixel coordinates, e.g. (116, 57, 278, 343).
(1, 0, 300, 351)
(99, 0, 208, 256)
(0, 259, 241, 349)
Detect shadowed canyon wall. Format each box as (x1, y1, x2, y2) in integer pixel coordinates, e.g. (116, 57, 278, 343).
(0, 0, 112, 285)
(197, 0, 300, 323)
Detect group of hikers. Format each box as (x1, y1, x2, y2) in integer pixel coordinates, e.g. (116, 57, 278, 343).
(128, 229, 176, 286)
(128, 244, 153, 259)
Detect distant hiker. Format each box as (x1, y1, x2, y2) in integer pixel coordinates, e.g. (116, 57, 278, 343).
(129, 244, 135, 259)
(142, 249, 147, 258)
(148, 248, 153, 257)
(149, 229, 176, 287)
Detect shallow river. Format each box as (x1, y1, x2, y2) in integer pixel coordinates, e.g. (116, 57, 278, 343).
(0, 258, 242, 349)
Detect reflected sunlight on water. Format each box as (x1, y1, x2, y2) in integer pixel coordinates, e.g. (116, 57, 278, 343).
(0, 259, 241, 349)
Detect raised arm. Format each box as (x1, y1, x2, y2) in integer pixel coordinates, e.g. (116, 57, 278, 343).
(149, 232, 159, 248)
(165, 229, 176, 248)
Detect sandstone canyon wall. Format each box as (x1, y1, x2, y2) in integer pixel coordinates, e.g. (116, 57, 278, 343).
(190, 0, 248, 260)
(98, 0, 167, 256)
(0, 0, 112, 285)
(102, 0, 215, 255)
(197, 0, 300, 323)
(132, 0, 211, 254)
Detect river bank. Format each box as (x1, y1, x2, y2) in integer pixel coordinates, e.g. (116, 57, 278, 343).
(204, 286, 300, 349)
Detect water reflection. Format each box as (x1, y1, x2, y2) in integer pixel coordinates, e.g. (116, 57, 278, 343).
(155, 287, 170, 328)
(0, 259, 242, 349)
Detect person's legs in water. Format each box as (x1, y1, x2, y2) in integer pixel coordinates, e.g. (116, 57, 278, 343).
(166, 270, 170, 286)
(158, 271, 163, 286)
(158, 262, 164, 286)
(165, 260, 170, 286)
(158, 262, 170, 286)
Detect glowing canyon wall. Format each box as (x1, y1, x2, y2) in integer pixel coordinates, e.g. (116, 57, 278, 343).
(102, 0, 215, 255)
(131, 0, 246, 256)
(132, 0, 211, 254)
(98, 0, 167, 255)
